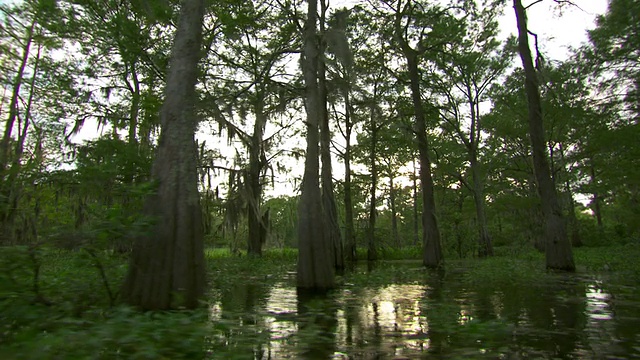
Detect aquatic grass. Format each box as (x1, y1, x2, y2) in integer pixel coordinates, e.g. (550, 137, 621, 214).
(262, 247, 298, 261)
(206, 249, 296, 291)
(461, 251, 550, 288)
(574, 243, 640, 282)
(205, 247, 298, 261)
(205, 247, 234, 259)
(341, 260, 430, 289)
(355, 245, 423, 261)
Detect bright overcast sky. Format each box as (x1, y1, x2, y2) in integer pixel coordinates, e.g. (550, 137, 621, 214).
(0, 0, 609, 59)
(499, 0, 609, 60)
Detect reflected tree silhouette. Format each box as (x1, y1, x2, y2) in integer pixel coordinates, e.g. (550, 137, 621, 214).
(296, 289, 339, 359)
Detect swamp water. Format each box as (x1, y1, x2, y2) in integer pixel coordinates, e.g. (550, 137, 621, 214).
(207, 261, 640, 359)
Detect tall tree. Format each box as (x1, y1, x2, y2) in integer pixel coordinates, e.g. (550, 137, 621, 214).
(0, 4, 38, 244)
(319, 0, 344, 271)
(366, 90, 380, 261)
(57, 0, 172, 148)
(432, 0, 511, 257)
(297, 0, 335, 290)
(337, 70, 356, 263)
(513, 0, 574, 271)
(0, 0, 56, 245)
(0, 7, 36, 174)
(205, 0, 299, 257)
(388, 0, 445, 268)
(583, 0, 640, 237)
(122, 0, 207, 310)
(334, 5, 379, 263)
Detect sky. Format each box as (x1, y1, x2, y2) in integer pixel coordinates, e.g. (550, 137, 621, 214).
(499, 0, 609, 61)
(0, 0, 611, 58)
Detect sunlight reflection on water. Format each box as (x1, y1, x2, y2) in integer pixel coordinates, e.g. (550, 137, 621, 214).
(585, 280, 613, 321)
(208, 272, 640, 359)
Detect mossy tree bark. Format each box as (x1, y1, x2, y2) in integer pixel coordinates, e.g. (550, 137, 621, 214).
(121, 0, 207, 310)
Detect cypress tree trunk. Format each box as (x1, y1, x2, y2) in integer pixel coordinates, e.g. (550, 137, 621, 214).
(367, 103, 378, 262)
(513, 0, 575, 271)
(122, 0, 207, 310)
(394, 3, 443, 268)
(247, 99, 267, 257)
(297, 0, 334, 290)
(319, 0, 344, 271)
(406, 51, 443, 268)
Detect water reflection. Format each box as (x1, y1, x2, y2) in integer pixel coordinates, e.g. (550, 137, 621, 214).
(586, 280, 612, 321)
(208, 266, 640, 359)
(296, 290, 339, 359)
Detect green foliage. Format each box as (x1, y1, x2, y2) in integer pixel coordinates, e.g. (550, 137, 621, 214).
(574, 243, 640, 281)
(2, 307, 210, 360)
(0, 247, 210, 359)
(263, 196, 299, 248)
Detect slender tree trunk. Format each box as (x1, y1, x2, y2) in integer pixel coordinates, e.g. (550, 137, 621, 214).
(394, 0, 442, 267)
(297, 0, 334, 290)
(0, 16, 35, 172)
(529, 174, 546, 252)
(139, 77, 158, 150)
(1, 28, 39, 245)
(589, 159, 603, 229)
(122, 0, 207, 310)
(127, 61, 141, 145)
(367, 103, 378, 262)
(412, 157, 419, 246)
(514, 0, 574, 271)
(343, 89, 356, 263)
(454, 185, 465, 258)
(405, 52, 443, 268)
(319, 0, 344, 272)
(1, 16, 35, 244)
(467, 86, 493, 257)
(389, 176, 400, 248)
(470, 156, 493, 257)
(559, 143, 582, 247)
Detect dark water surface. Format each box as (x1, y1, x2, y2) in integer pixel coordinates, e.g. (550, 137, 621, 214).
(208, 262, 640, 359)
